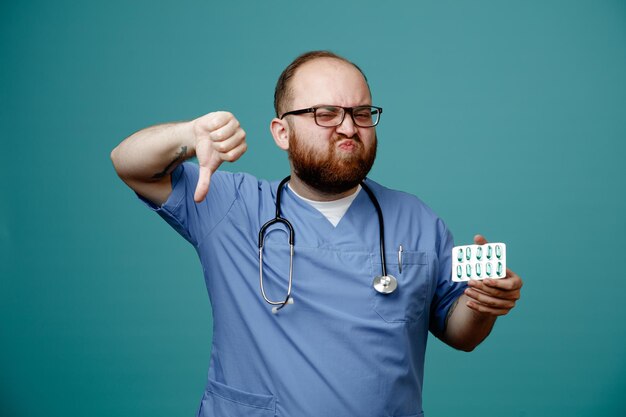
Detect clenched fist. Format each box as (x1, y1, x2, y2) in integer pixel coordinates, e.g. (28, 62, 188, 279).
(192, 111, 247, 202)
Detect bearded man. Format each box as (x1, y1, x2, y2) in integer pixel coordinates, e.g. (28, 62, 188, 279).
(111, 51, 522, 417)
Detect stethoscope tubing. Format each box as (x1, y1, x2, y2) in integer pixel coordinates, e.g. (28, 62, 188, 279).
(258, 176, 294, 310)
(359, 181, 388, 277)
(258, 176, 390, 311)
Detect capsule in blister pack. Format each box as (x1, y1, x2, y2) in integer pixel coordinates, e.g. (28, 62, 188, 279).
(451, 243, 506, 282)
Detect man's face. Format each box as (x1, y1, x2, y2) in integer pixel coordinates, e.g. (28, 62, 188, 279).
(285, 58, 378, 194)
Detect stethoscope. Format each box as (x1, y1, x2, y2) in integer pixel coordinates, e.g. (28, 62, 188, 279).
(258, 176, 398, 313)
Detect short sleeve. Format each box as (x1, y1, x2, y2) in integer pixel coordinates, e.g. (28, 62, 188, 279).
(429, 220, 467, 337)
(137, 162, 238, 246)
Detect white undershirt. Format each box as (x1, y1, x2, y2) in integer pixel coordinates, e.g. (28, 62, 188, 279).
(288, 184, 362, 227)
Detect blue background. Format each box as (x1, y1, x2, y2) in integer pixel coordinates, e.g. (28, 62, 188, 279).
(1, 1, 625, 416)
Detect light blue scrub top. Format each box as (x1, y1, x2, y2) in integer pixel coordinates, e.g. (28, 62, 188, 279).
(143, 162, 466, 417)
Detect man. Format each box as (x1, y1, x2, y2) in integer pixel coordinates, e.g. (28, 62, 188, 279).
(111, 51, 522, 416)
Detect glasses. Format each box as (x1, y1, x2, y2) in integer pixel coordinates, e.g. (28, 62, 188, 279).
(280, 105, 383, 128)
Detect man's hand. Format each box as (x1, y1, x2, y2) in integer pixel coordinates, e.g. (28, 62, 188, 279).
(192, 111, 247, 202)
(463, 234, 523, 316)
(442, 234, 523, 351)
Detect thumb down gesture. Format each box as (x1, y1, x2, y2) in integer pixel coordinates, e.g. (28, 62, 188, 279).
(192, 111, 247, 202)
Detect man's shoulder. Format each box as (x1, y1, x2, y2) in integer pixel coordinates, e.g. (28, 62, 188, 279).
(364, 178, 443, 221)
(364, 178, 431, 206)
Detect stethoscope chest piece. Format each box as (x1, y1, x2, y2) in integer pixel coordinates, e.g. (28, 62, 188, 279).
(373, 275, 398, 294)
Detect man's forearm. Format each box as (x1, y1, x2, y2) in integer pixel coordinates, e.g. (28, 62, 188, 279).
(111, 111, 248, 205)
(442, 294, 497, 352)
(110, 121, 196, 183)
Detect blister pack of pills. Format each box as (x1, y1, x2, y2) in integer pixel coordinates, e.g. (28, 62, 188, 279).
(452, 243, 506, 282)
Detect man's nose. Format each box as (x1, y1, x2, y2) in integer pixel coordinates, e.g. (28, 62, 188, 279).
(335, 111, 358, 137)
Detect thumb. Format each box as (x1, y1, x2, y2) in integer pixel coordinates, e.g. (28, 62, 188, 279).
(194, 150, 221, 203)
(194, 165, 211, 203)
(473, 234, 488, 245)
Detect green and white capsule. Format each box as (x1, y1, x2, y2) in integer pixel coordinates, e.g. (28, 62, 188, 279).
(497, 262, 503, 276)
(487, 245, 493, 259)
(486, 262, 492, 276)
(466, 264, 472, 277)
(496, 244, 502, 259)
(457, 248, 463, 262)
(456, 265, 463, 279)
(476, 246, 483, 260)
(466, 247, 472, 261)
(476, 263, 482, 277)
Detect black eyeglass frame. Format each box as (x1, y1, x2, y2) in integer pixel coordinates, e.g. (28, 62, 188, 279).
(279, 105, 383, 128)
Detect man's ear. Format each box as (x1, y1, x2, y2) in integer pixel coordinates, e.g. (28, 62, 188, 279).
(270, 118, 290, 150)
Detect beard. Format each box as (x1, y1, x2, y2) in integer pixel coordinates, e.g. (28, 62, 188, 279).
(287, 129, 377, 194)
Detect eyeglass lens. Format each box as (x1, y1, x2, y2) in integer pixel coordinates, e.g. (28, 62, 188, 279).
(315, 106, 380, 127)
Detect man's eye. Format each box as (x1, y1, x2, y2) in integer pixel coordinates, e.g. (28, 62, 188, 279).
(317, 110, 339, 119)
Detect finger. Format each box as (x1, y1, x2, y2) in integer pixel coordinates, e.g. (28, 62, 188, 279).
(209, 117, 241, 143)
(504, 268, 523, 284)
(483, 274, 523, 291)
(466, 299, 511, 316)
(473, 234, 488, 245)
(464, 287, 517, 309)
(211, 127, 246, 154)
(220, 140, 248, 163)
(194, 164, 212, 203)
(195, 111, 234, 137)
(193, 138, 219, 203)
(206, 111, 235, 131)
(468, 278, 521, 299)
(194, 140, 247, 203)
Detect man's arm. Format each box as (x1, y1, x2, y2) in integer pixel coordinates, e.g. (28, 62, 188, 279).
(110, 112, 247, 206)
(441, 235, 523, 352)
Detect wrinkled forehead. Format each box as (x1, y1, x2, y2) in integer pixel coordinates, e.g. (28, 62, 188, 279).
(289, 58, 372, 108)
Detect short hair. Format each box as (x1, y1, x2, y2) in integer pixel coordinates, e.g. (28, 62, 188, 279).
(273, 50, 369, 117)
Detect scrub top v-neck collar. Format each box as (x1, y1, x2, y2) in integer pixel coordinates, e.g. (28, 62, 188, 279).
(279, 180, 375, 243)
(288, 183, 362, 228)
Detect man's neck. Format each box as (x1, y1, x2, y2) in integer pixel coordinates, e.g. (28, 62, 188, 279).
(288, 174, 360, 202)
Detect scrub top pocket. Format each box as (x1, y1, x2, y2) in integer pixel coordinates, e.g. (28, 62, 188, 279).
(370, 251, 431, 323)
(197, 378, 277, 417)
